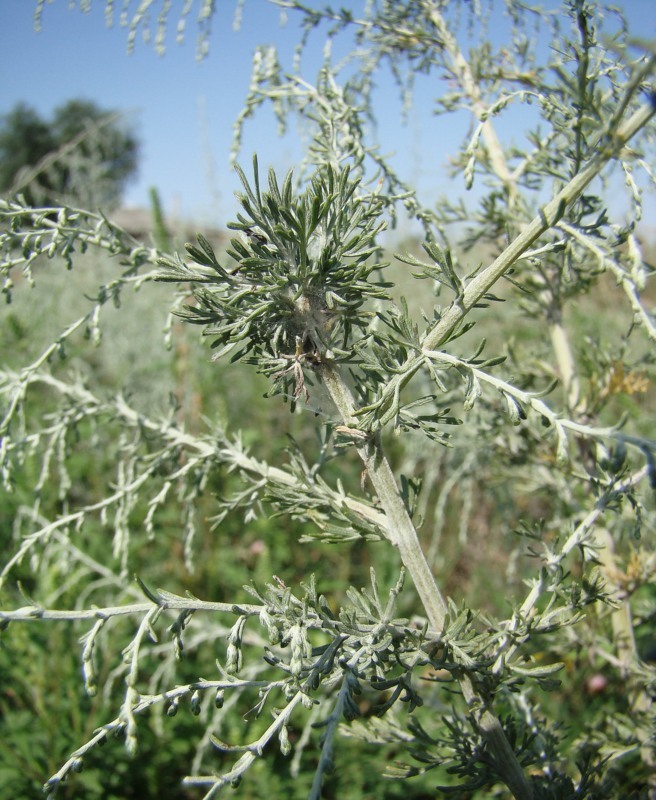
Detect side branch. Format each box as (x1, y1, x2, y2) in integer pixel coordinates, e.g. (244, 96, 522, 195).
(424, 99, 656, 351)
(357, 99, 656, 425)
(0, 596, 262, 624)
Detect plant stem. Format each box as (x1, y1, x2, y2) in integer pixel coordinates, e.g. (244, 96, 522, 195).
(361, 99, 656, 423)
(424, 99, 655, 351)
(426, 3, 518, 206)
(318, 361, 447, 628)
(318, 360, 535, 800)
(549, 319, 580, 411)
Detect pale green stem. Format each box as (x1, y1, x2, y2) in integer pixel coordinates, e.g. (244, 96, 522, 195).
(361, 100, 656, 423)
(549, 320, 580, 412)
(427, 3, 518, 205)
(318, 362, 448, 628)
(493, 466, 649, 672)
(425, 101, 655, 351)
(318, 361, 535, 800)
(557, 218, 656, 341)
(186, 692, 305, 800)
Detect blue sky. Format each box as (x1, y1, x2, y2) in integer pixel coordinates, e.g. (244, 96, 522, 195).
(1, 0, 655, 230)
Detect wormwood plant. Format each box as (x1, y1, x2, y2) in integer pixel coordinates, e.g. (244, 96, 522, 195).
(2, 2, 656, 798)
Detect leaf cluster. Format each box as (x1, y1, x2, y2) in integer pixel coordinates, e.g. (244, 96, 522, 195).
(158, 158, 390, 406)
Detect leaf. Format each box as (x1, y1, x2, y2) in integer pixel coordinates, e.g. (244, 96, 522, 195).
(463, 373, 482, 411)
(510, 660, 564, 677)
(555, 425, 570, 467)
(503, 392, 526, 425)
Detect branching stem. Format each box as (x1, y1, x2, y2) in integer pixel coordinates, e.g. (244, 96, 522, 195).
(359, 99, 656, 425)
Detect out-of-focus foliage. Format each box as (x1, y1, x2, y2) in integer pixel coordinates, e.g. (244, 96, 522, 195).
(0, 99, 138, 209)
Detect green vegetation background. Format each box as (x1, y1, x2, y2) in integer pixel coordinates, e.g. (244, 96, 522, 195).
(1, 222, 654, 798)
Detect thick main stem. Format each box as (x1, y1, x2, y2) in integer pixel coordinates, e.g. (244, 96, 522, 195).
(318, 361, 535, 800)
(321, 361, 448, 628)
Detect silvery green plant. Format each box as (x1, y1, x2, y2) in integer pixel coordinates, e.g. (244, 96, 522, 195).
(1, 2, 656, 799)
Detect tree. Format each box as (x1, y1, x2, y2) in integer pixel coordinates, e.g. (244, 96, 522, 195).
(1, 2, 655, 799)
(0, 99, 138, 209)
(0, 104, 56, 201)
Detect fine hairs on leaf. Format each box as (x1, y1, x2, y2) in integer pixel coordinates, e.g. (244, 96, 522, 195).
(2, 2, 656, 800)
